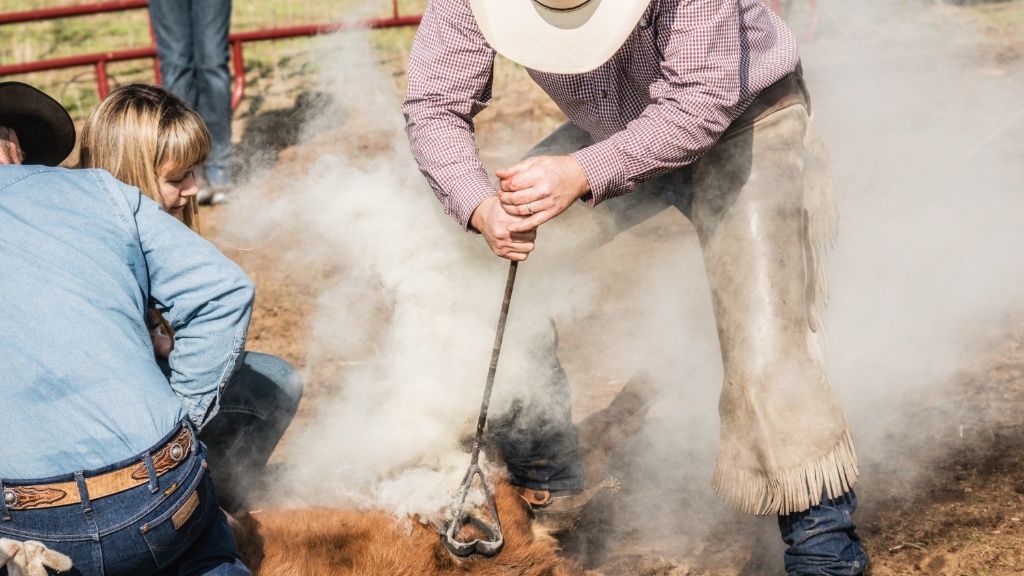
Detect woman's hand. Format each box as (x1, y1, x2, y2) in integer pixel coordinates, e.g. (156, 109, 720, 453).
(153, 331, 173, 359)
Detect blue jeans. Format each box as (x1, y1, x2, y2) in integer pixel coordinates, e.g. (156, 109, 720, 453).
(779, 490, 868, 576)
(149, 0, 233, 187)
(0, 424, 249, 576)
(488, 333, 584, 492)
(161, 352, 303, 512)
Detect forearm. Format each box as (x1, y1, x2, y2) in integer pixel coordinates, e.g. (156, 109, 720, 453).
(163, 276, 253, 427)
(402, 0, 498, 228)
(571, 94, 735, 205)
(136, 194, 255, 428)
(404, 109, 497, 228)
(573, 0, 753, 205)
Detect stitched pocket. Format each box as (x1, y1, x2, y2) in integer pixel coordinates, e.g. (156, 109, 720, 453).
(139, 463, 215, 569)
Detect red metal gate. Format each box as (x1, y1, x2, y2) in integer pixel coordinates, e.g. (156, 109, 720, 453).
(1, 1, 818, 110)
(0, 1, 421, 110)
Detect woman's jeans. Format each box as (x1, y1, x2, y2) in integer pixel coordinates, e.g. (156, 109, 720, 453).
(0, 424, 249, 576)
(192, 352, 303, 512)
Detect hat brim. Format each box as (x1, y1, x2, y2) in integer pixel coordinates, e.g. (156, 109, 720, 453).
(469, 0, 651, 74)
(0, 82, 76, 167)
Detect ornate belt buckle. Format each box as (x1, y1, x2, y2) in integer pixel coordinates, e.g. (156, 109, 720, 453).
(3, 488, 18, 508)
(168, 442, 185, 462)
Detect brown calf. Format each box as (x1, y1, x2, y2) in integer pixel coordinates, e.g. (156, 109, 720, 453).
(233, 481, 580, 576)
(233, 377, 655, 576)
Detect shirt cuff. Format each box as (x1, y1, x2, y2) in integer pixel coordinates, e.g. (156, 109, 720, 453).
(572, 140, 629, 206)
(448, 170, 497, 230)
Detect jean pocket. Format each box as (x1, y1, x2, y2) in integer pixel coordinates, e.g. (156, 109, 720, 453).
(140, 462, 215, 569)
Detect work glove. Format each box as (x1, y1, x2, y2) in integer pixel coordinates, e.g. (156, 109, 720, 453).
(0, 538, 73, 576)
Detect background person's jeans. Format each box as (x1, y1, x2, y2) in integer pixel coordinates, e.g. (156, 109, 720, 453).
(149, 0, 233, 187)
(161, 352, 303, 512)
(0, 425, 249, 576)
(779, 490, 868, 576)
(488, 336, 584, 492)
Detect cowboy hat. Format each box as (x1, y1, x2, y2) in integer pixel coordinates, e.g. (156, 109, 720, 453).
(0, 82, 76, 166)
(468, 0, 652, 74)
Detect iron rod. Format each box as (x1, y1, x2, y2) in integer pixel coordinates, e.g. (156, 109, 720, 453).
(468, 260, 518, 465)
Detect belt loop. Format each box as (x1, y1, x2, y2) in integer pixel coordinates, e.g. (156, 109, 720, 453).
(0, 481, 11, 521)
(143, 452, 159, 494)
(75, 472, 92, 513)
(185, 420, 198, 456)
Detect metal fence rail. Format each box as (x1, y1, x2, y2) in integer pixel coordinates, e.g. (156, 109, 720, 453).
(0, 1, 815, 109)
(0, 1, 422, 109)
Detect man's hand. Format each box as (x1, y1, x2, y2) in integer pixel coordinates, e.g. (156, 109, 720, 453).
(496, 155, 590, 233)
(469, 196, 537, 261)
(0, 126, 23, 165)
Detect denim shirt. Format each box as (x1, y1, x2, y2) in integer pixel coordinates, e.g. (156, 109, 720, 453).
(0, 165, 254, 479)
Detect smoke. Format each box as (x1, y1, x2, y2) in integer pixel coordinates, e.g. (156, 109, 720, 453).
(217, 0, 1024, 568)
(217, 28, 597, 519)
(579, 0, 1024, 567)
(811, 0, 1024, 511)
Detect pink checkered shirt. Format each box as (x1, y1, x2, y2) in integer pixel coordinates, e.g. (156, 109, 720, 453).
(402, 0, 800, 228)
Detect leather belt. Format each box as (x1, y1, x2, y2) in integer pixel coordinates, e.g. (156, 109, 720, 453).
(725, 62, 811, 138)
(3, 426, 193, 511)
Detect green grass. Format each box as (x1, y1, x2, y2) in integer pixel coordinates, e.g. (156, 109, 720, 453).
(0, 0, 427, 119)
(968, 0, 1024, 32)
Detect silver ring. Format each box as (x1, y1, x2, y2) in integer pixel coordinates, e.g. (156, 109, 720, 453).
(526, 202, 534, 215)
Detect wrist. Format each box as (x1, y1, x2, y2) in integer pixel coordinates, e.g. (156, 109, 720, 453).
(569, 156, 590, 200)
(469, 195, 497, 233)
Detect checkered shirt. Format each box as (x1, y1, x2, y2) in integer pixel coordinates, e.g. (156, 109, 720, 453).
(402, 0, 800, 228)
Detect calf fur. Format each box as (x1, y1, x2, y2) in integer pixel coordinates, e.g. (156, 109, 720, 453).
(233, 377, 655, 576)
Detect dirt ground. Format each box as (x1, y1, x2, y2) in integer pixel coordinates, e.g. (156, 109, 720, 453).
(198, 2, 1024, 574)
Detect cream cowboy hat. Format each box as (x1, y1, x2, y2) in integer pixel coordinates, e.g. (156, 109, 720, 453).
(468, 0, 652, 74)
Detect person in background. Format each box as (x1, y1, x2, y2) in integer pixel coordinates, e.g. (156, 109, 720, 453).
(79, 83, 303, 513)
(403, 1, 868, 574)
(149, 0, 234, 204)
(0, 80, 251, 575)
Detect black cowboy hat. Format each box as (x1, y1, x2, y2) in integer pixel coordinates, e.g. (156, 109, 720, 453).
(0, 81, 76, 166)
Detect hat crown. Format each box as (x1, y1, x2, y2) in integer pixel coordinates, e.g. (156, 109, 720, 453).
(534, 0, 591, 10)
(470, 0, 651, 74)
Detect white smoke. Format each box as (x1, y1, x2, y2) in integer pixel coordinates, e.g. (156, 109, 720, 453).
(217, 28, 595, 519)
(217, 0, 1024, 569)
(583, 0, 1024, 567)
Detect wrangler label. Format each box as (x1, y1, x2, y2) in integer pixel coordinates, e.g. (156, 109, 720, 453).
(172, 491, 199, 530)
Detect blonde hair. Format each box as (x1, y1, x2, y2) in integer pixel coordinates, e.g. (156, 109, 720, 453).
(79, 83, 211, 232)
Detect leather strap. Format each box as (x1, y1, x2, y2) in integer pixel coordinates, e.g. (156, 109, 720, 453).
(725, 63, 811, 139)
(3, 427, 193, 511)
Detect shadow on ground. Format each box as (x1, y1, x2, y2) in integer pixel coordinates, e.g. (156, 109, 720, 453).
(232, 90, 339, 182)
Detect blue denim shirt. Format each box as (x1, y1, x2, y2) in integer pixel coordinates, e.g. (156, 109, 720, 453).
(0, 165, 254, 479)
